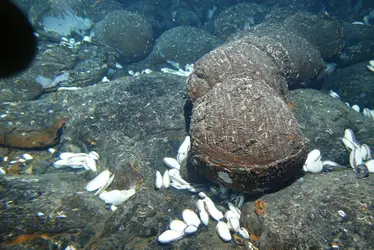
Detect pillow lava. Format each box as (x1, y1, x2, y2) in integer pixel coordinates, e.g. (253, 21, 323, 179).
(94, 10, 154, 63)
(146, 26, 221, 68)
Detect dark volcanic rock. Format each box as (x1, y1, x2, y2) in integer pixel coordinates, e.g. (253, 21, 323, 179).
(94, 10, 154, 63)
(241, 170, 374, 249)
(187, 12, 342, 194)
(323, 61, 374, 110)
(214, 2, 268, 40)
(143, 26, 221, 70)
(289, 88, 374, 166)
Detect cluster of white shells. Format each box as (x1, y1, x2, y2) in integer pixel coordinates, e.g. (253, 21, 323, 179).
(158, 191, 250, 244)
(303, 128, 374, 174)
(303, 149, 340, 173)
(341, 128, 374, 172)
(367, 60, 374, 72)
(155, 136, 253, 246)
(155, 136, 196, 191)
(85, 169, 135, 209)
(329, 90, 374, 121)
(53, 151, 135, 209)
(53, 151, 99, 172)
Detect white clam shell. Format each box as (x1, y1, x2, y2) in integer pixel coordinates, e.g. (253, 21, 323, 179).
(306, 149, 321, 163)
(342, 137, 359, 151)
(228, 202, 241, 218)
(88, 151, 100, 160)
(155, 170, 163, 189)
(199, 210, 209, 226)
(94, 173, 115, 196)
(350, 147, 363, 168)
(184, 225, 198, 234)
(198, 192, 207, 199)
(169, 174, 190, 186)
(352, 104, 360, 112)
(169, 220, 187, 235)
(227, 217, 240, 233)
(344, 129, 359, 147)
(163, 170, 171, 188)
(322, 160, 341, 168)
(367, 64, 374, 72)
(177, 136, 190, 163)
(196, 199, 209, 226)
(362, 108, 373, 119)
(158, 230, 183, 244)
(170, 182, 190, 190)
(163, 157, 180, 170)
(196, 199, 205, 212)
(224, 210, 237, 220)
(98, 189, 135, 206)
(365, 159, 374, 172)
(203, 197, 224, 221)
(86, 170, 111, 191)
(238, 227, 250, 240)
(216, 221, 232, 242)
(359, 144, 372, 160)
(83, 157, 97, 172)
(182, 209, 201, 228)
(22, 153, 33, 161)
(303, 159, 323, 173)
(303, 149, 323, 173)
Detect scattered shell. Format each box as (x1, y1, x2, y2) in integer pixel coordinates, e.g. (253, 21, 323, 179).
(182, 209, 201, 228)
(158, 230, 183, 244)
(83, 157, 97, 172)
(94, 173, 115, 196)
(367, 64, 374, 72)
(341, 137, 359, 151)
(48, 148, 56, 154)
(86, 170, 111, 191)
(169, 219, 187, 235)
(163, 170, 171, 188)
(196, 199, 209, 225)
(306, 149, 321, 162)
(88, 151, 100, 160)
(365, 159, 374, 172)
(163, 157, 181, 170)
(98, 189, 135, 206)
(228, 202, 241, 218)
(216, 221, 232, 242)
(177, 136, 191, 163)
(349, 147, 363, 168)
(184, 225, 198, 234)
(360, 144, 372, 160)
(238, 227, 250, 240)
(352, 104, 360, 112)
(227, 216, 240, 233)
(203, 197, 224, 221)
(303, 149, 323, 173)
(22, 153, 33, 161)
(155, 170, 163, 189)
(329, 90, 340, 99)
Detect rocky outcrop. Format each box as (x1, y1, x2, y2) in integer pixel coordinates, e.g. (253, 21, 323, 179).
(187, 12, 343, 193)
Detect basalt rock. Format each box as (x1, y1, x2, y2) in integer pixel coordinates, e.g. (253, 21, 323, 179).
(187, 12, 343, 193)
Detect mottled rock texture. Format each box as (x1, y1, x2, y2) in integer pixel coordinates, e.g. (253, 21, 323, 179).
(94, 10, 154, 63)
(187, 12, 343, 193)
